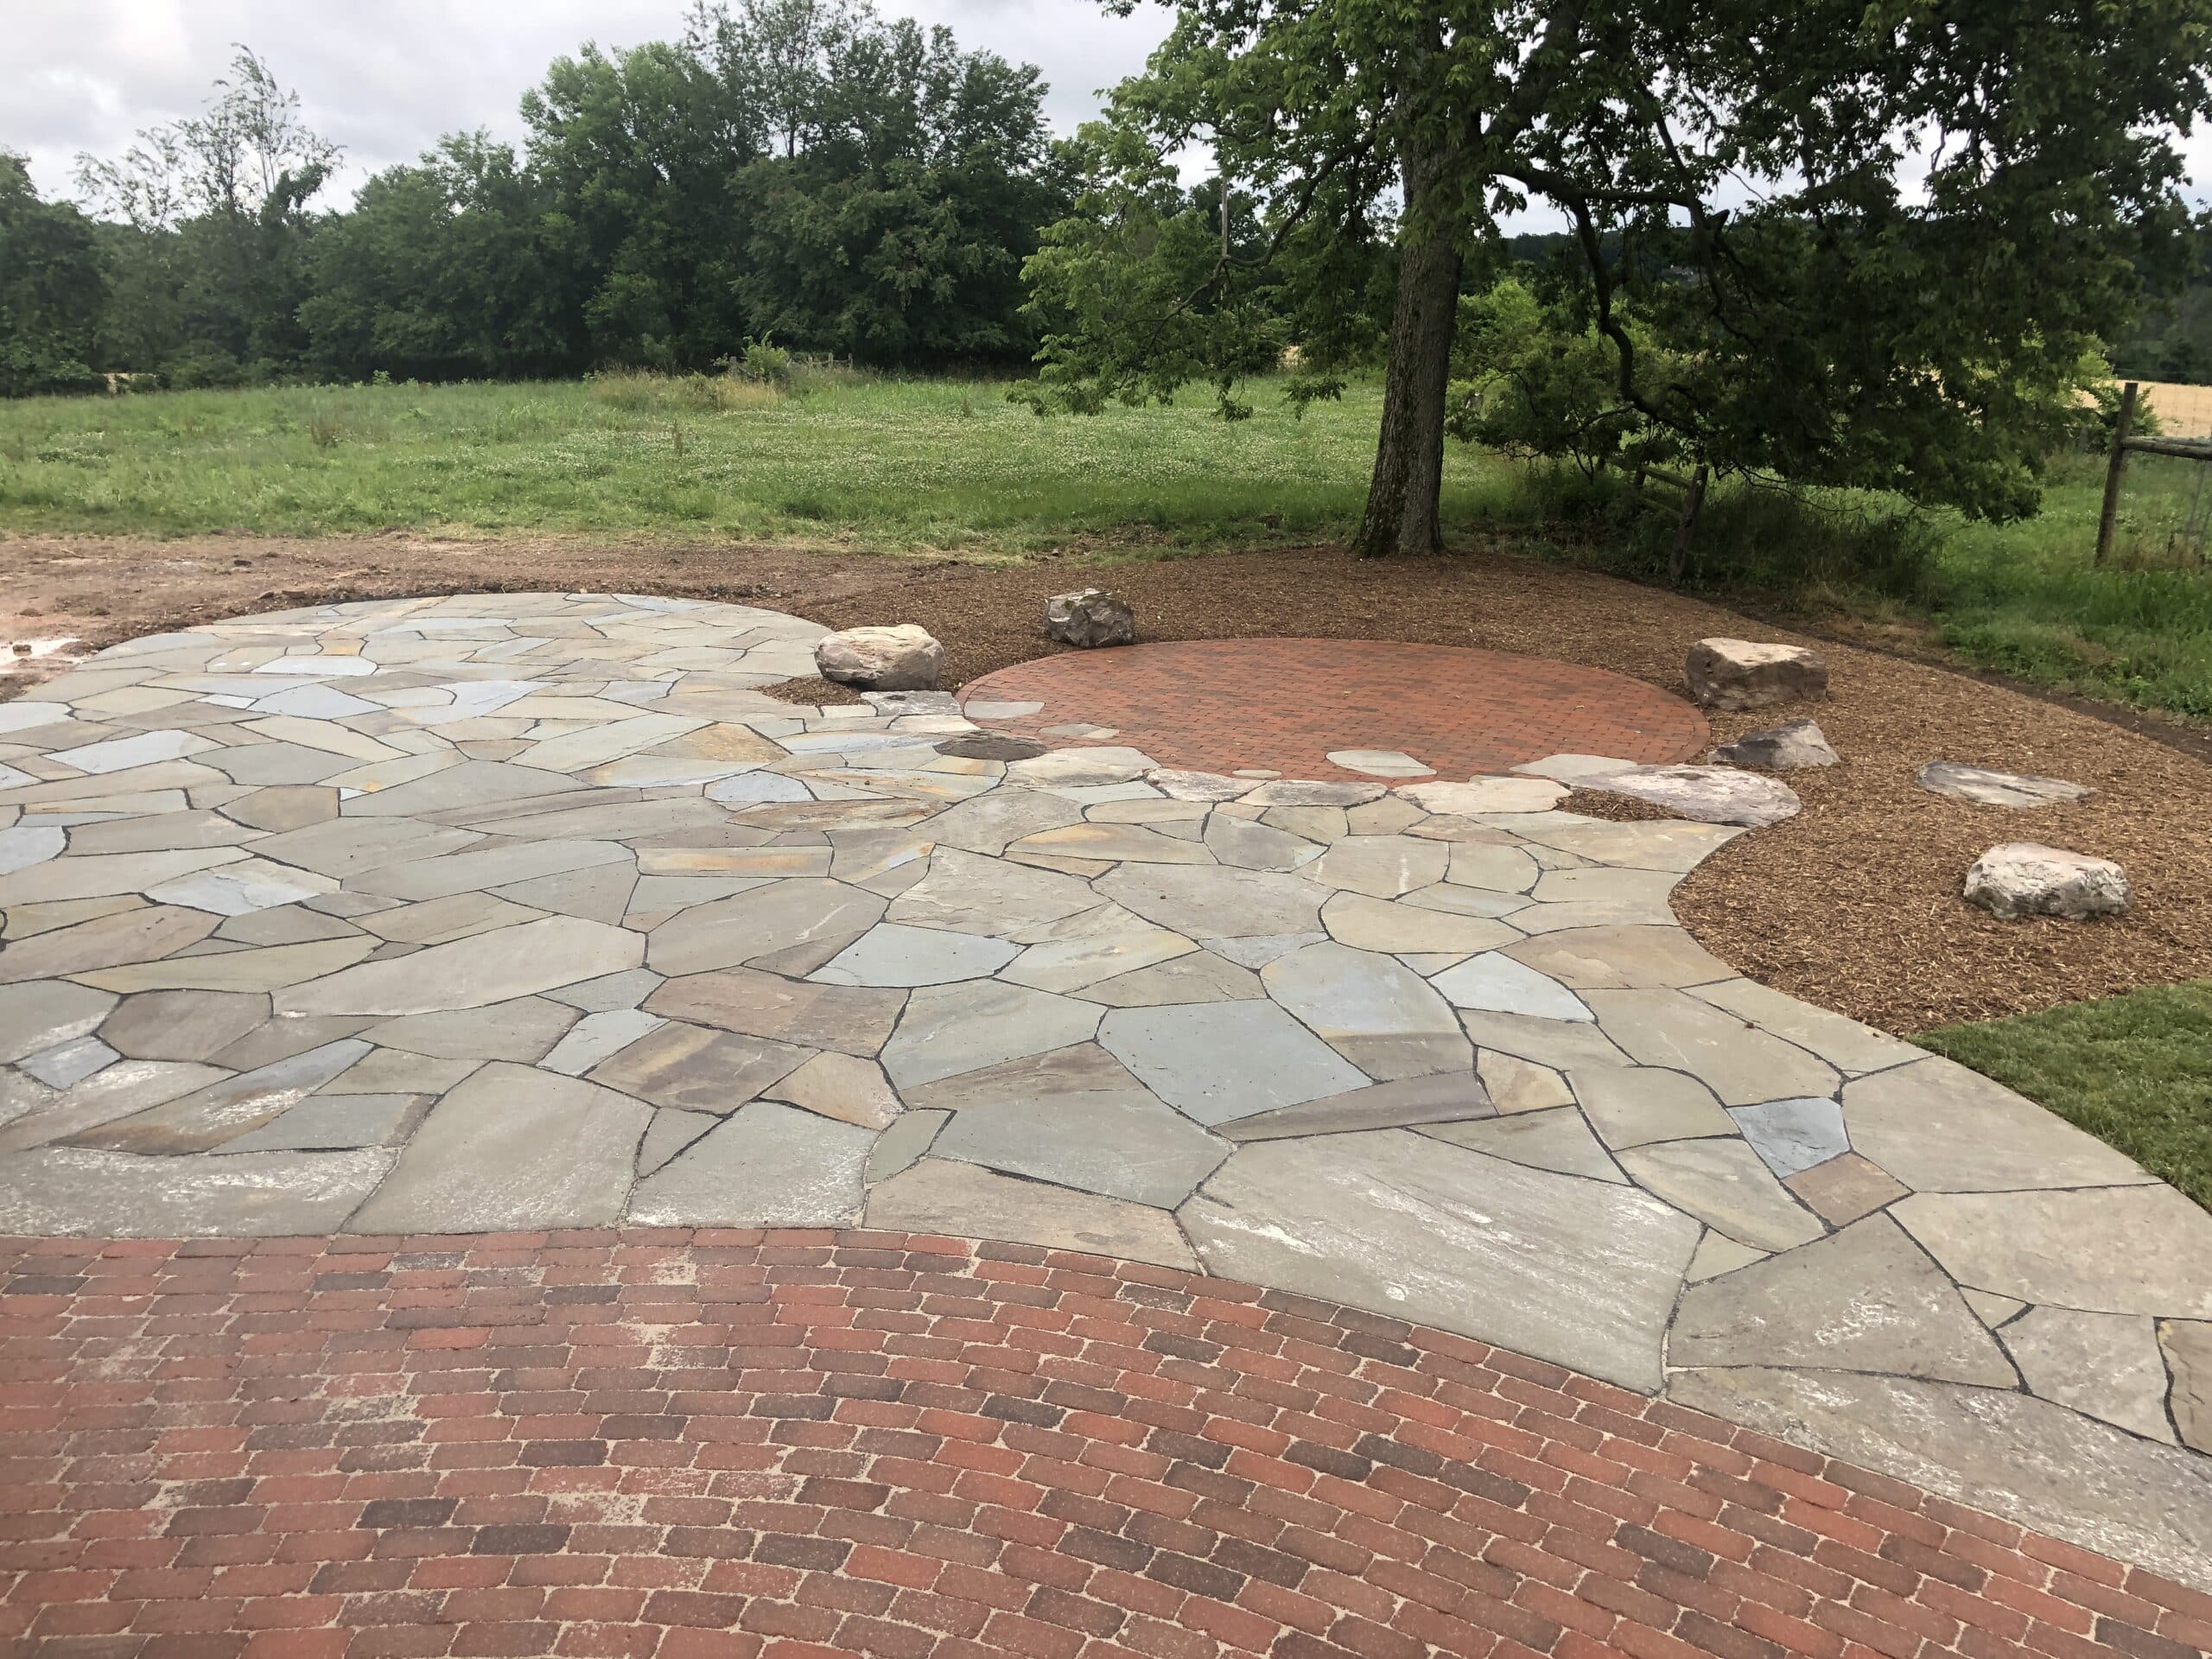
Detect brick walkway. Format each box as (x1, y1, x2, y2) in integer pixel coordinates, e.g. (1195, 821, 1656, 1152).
(1, 1231, 2201, 1659)
(957, 641, 1709, 779)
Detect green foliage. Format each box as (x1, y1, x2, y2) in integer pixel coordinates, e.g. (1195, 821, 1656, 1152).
(1918, 982, 2212, 1211)
(0, 155, 106, 397)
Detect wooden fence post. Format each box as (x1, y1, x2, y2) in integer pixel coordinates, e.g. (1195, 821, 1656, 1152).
(2096, 382, 2139, 567)
(1668, 463, 1709, 585)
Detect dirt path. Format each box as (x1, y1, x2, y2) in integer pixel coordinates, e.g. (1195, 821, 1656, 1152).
(5, 529, 2208, 1033)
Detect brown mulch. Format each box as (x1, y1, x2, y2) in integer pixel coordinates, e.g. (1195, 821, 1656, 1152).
(4, 529, 2209, 1034)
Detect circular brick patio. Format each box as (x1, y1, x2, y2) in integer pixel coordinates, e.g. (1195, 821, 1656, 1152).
(958, 640, 1709, 779)
(2, 1228, 2198, 1659)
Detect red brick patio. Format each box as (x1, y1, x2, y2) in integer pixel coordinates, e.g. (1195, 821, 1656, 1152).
(957, 641, 1710, 780)
(0, 1230, 2202, 1659)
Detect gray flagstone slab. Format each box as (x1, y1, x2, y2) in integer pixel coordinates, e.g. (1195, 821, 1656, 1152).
(1894, 1185, 2212, 1317)
(1261, 941, 1470, 1080)
(586, 1020, 810, 1113)
(0, 907, 221, 986)
(1584, 989, 1840, 1107)
(810, 922, 1020, 988)
(1097, 1001, 1369, 1126)
(365, 997, 581, 1064)
(881, 982, 1101, 1089)
(628, 1100, 870, 1226)
(0, 1144, 392, 1236)
(0, 982, 117, 1065)
(1421, 1108, 1623, 1182)
(647, 878, 886, 977)
(868, 1156, 1197, 1269)
(67, 1039, 372, 1154)
(1616, 1136, 1825, 1252)
(1096, 864, 1325, 939)
(1843, 1057, 2151, 1192)
(278, 916, 643, 1016)
(645, 966, 905, 1056)
(1999, 1307, 2176, 1442)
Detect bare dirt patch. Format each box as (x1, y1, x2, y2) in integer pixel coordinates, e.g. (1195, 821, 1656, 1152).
(5, 529, 2206, 1033)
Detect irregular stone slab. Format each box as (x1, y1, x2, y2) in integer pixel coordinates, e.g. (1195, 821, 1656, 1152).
(1185, 1132, 1698, 1389)
(930, 1065, 1226, 1207)
(629, 1099, 872, 1225)
(1963, 842, 2129, 921)
(1100, 1000, 1369, 1126)
(1218, 1072, 1492, 1143)
(2164, 1323, 2212, 1455)
(1147, 768, 1253, 802)
(1667, 1366, 2212, 1595)
(1688, 1233, 1770, 1281)
(352, 838, 632, 903)
(51, 728, 219, 775)
(1097, 864, 1324, 939)
(866, 1108, 947, 1182)
(341, 758, 579, 818)
(1714, 720, 1839, 771)
(963, 699, 1044, 720)
(1079, 951, 1265, 1008)
(932, 730, 1045, 763)
(69, 1039, 372, 1154)
(1431, 953, 1592, 1022)
(224, 1092, 424, 1153)
(637, 1108, 716, 1176)
(145, 858, 338, 917)
(349, 1063, 651, 1232)
(1578, 765, 1801, 828)
(1999, 1307, 2173, 1440)
(365, 997, 578, 1063)
(816, 624, 943, 691)
(1261, 942, 1469, 1080)
(223, 784, 344, 833)
(588, 1020, 809, 1113)
(1458, 1011, 1632, 1073)
(1239, 779, 1385, 808)
(1005, 747, 1154, 787)
(1325, 749, 1431, 779)
(762, 1051, 904, 1131)
(868, 1157, 1197, 1269)
(83, 937, 379, 995)
(810, 922, 1019, 988)
(246, 817, 480, 879)
(1583, 989, 1839, 1107)
(1685, 638, 1828, 710)
(1000, 903, 1194, 993)
(1502, 925, 1733, 992)
(356, 892, 541, 947)
(279, 916, 642, 1016)
(1784, 1150, 1912, 1226)
(1528, 867, 1683, 909)
(1618, 1136, 1824, 1250)
(1842, 1056, 2148, 1192)
(21, 1036, 117, 1090)
(645, 966, 903, 1056)
(0, 982, 118, 1065)
(1510, 753, 1642, 784)
(647, 878, 885, 977)
(1477, 1051, 1575, 1116)
(1202, 815, 1321, 872)
(0, 1058, 228, 1153)
(0, 825, 66, 877)
(1916, 761, 2091, 809)
(1688, 978, 1922, 1076)
(1516, 815, 1743, 874)
(1440, 841, 1542, 894)
(0, 846, 251, 909)
(1895, 1185, 2212, 1317)
(1421, 1108, 1621, 1183)
(1728, 1096, 1850, 1179)
(887, 848, 1094, 937)
(1319, 891, 1515, 957)
(539, 1009, 665, 1077)
(1671, 1215, 2015, 1383)
(881, 981, 1100, 1089)
(923, 791, 1085, 855)
(1397, 777, 1568, 816)
(0, 1144, 392, 1236)
(98, 989, 269, 1063)
(0, 906, 222, 986)
(1302, 836, 1450, 899)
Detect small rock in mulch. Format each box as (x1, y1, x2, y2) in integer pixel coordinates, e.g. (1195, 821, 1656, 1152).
(1713, 720, 1840, 771)
(1044, 588, 1137, 648)
(1964, 842, 2131, 920)
(815, 624, 944, 691)
(1916, 761, 2092, 809)
(862, 689, 961, 716)
(1578, 764, 1802, 827)
(936, 732, 1048, 762)
(1686, 638, 1829, 711)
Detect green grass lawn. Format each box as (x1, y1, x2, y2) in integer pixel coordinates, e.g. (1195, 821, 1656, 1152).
(0, 372, 1510, 556)
(1916, 980, 2212, 1211)
(1, 371, 2208, 721)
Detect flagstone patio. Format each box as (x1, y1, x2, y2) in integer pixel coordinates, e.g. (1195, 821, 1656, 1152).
(0, 591, 2208, 1596)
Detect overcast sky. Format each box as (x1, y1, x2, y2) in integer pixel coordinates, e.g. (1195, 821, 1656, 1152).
(4, 0, 1173, 206)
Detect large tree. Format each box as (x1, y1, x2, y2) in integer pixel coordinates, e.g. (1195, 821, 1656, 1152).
(1023, 0, 2212, 555)
(0, 155, 107, 396)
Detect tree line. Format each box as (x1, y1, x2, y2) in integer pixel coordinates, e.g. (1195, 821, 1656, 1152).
(0, 0, 1071, 396)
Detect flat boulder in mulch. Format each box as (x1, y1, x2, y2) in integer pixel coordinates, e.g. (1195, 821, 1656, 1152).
(1713, 720, 1840, 771)
(1917, 761, 2092, 810)
(1044, 588, 1137, 648)
(815, 624, 944, 691)
(1964, 842, 2131, 920)
(936, 731, 1048, 762)
(1580, 763, 1802, 827)
(1686, 638, 1829, 711)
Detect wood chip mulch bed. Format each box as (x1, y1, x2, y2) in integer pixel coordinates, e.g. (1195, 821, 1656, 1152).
(5, 530, 2207, 1034)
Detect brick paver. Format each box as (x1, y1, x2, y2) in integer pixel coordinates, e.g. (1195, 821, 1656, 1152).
(1, 1230, 2199, 1659)
(958, 640, 1709, 779)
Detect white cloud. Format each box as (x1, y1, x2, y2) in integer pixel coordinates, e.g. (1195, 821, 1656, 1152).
(2, 0, 1173, 205)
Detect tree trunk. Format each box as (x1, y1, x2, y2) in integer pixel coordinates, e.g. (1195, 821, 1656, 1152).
(1351, 142, 1463, 559)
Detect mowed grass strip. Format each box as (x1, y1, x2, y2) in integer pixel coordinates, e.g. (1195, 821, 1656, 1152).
(1916, 978, 2212, 1211)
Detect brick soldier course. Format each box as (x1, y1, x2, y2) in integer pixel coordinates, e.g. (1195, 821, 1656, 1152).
(3, 1228, 2203, 1659)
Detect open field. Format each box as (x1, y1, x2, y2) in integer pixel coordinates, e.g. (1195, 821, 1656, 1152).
(3, 372, 2209, 722)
